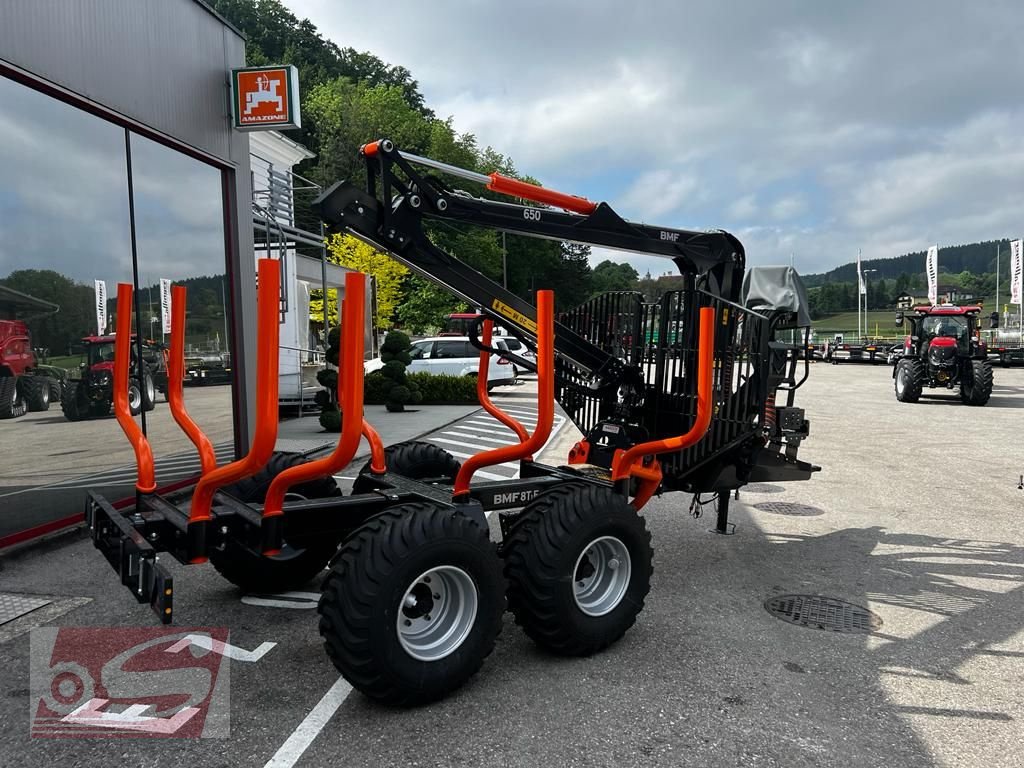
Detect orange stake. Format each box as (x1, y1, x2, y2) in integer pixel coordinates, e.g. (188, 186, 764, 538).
(362, 418, 386, 474)
(112, 283, 156, 494)
(476, 319, 530, 450)
(453, 291, 555, 497)
(262, 272, 368, 548)
(189, 259, 281, 540)
(611, 306, 716, 487)
(167, 285, 217, 475)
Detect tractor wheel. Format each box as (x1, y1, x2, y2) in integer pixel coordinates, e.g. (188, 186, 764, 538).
(960, 359, 993, 406)
(210, 452, 343, 593)
(142, 373, 156, 412)
(24, 376, 51, 412)
(894, 358, 924, 403)
(61, 382, 86, 421)
(318, 502, 505, 706)
(502, 483, 653, 656)
(127, 380, 144, 416)
(352, 441, 461, 494)
(0, 376, 27, 419)
(47, 377, 63, 403)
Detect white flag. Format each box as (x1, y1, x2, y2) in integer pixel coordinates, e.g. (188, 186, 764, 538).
(858, 273, 867, 296)
(94, 280, 107, 336)
(160, 278, 173, 335)
(1011, 239, 1023, 305)
(926, 245, 938, 305)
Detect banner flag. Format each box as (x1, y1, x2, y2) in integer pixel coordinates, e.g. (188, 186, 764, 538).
(94, 280, 107, 336)
(926, 245, 938, 305)
(160, 279, 173, 335)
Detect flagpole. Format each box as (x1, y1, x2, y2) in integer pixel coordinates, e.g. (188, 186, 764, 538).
(857, 249, 862, 341)
(996, 243, 1000, 311)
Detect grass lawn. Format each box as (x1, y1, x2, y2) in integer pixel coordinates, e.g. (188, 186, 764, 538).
(813, 310, 905, 338)
(814, 296, 998, 339)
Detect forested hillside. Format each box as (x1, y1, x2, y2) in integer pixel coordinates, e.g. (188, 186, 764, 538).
(208, 0, 600, 329)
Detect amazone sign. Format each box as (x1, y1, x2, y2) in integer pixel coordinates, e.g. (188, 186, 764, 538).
(231, 65, 301, 131)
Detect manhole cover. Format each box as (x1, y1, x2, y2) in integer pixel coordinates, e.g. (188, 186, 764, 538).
(765, 595, 882, 633)
(744, 483, 785, 494)
(753, 501, 824, 516)
(0, 593, 51, 626)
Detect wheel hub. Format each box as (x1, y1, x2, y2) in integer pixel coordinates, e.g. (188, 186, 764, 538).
(573, 536, 631, 617)
(397, 565, 478, 662)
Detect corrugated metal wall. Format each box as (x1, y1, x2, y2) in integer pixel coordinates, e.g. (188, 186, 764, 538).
(0, 0, 245, 165)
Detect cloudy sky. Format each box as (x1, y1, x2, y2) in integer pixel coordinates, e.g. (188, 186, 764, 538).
(284, 0, 1023, 277)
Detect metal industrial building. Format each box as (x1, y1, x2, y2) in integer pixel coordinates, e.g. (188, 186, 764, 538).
(0, 0, 321, 545)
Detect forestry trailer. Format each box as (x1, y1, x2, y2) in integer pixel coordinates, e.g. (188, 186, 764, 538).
(83, 139, 819, 706)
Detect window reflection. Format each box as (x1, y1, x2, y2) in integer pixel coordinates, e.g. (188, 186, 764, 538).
(128, 133, 235, 472)
(0, 76, 233, 543)
(0, 76, 135, 541)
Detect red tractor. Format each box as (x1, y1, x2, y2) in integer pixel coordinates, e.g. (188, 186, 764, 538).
(0, 318, 64, 418)
(0, 285, 65, 419)
(62, 335, 166, 420)
(892, 305, 993, 405)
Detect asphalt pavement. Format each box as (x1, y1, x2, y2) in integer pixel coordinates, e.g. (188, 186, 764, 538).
(2, 365, 1023, 767)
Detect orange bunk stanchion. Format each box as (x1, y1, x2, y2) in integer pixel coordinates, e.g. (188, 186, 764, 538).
(261, 271, 368, 554)
(610, 306, 716, 509)
(112, 283, 156, 494)
(187, 258, 282, 563)
(476, 319, 530, 449)
(453, 290, 555, 499)
(362, 418, 386, 474)
(167, 285, 217, 475)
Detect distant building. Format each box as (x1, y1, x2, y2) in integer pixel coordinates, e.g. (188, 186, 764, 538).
(895, 293, 916, 309)
(937, 285, 973, 304)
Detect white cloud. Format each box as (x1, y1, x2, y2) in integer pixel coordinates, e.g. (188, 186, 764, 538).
(728, 195, 758, 220)
(770, 195, 807, 221)
(283, 0, 1024, 273)
(619, 170, 699, 220)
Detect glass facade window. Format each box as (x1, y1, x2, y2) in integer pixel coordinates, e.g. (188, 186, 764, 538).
(0, 75, 235, 543)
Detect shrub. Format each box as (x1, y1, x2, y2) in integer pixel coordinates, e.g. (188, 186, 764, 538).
(406, 372, 478, 404)
(319, 405, 342, 432)
(373, 331, 421, 412)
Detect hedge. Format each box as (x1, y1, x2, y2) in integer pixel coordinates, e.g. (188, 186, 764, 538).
(363, 371, 478, 405)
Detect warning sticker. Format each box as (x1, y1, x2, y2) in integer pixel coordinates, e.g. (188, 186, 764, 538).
(491, 300, 537, 333)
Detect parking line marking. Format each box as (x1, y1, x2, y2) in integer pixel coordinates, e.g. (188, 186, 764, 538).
(430, 436, 501, 452)
(442, 431, 518, 445)
(466, 418, 537, 429)
(263, 676, 353, 768)
(446, 423, 511, 436)
(495, 408, 541, 418)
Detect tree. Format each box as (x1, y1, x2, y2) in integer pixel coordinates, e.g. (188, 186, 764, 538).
(396, 275, 467, 334)
(591, 260, 640, 295)
(319, 234, 409, 327)
(0, 270, 95, 354)
(551, 242, 593, 310)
